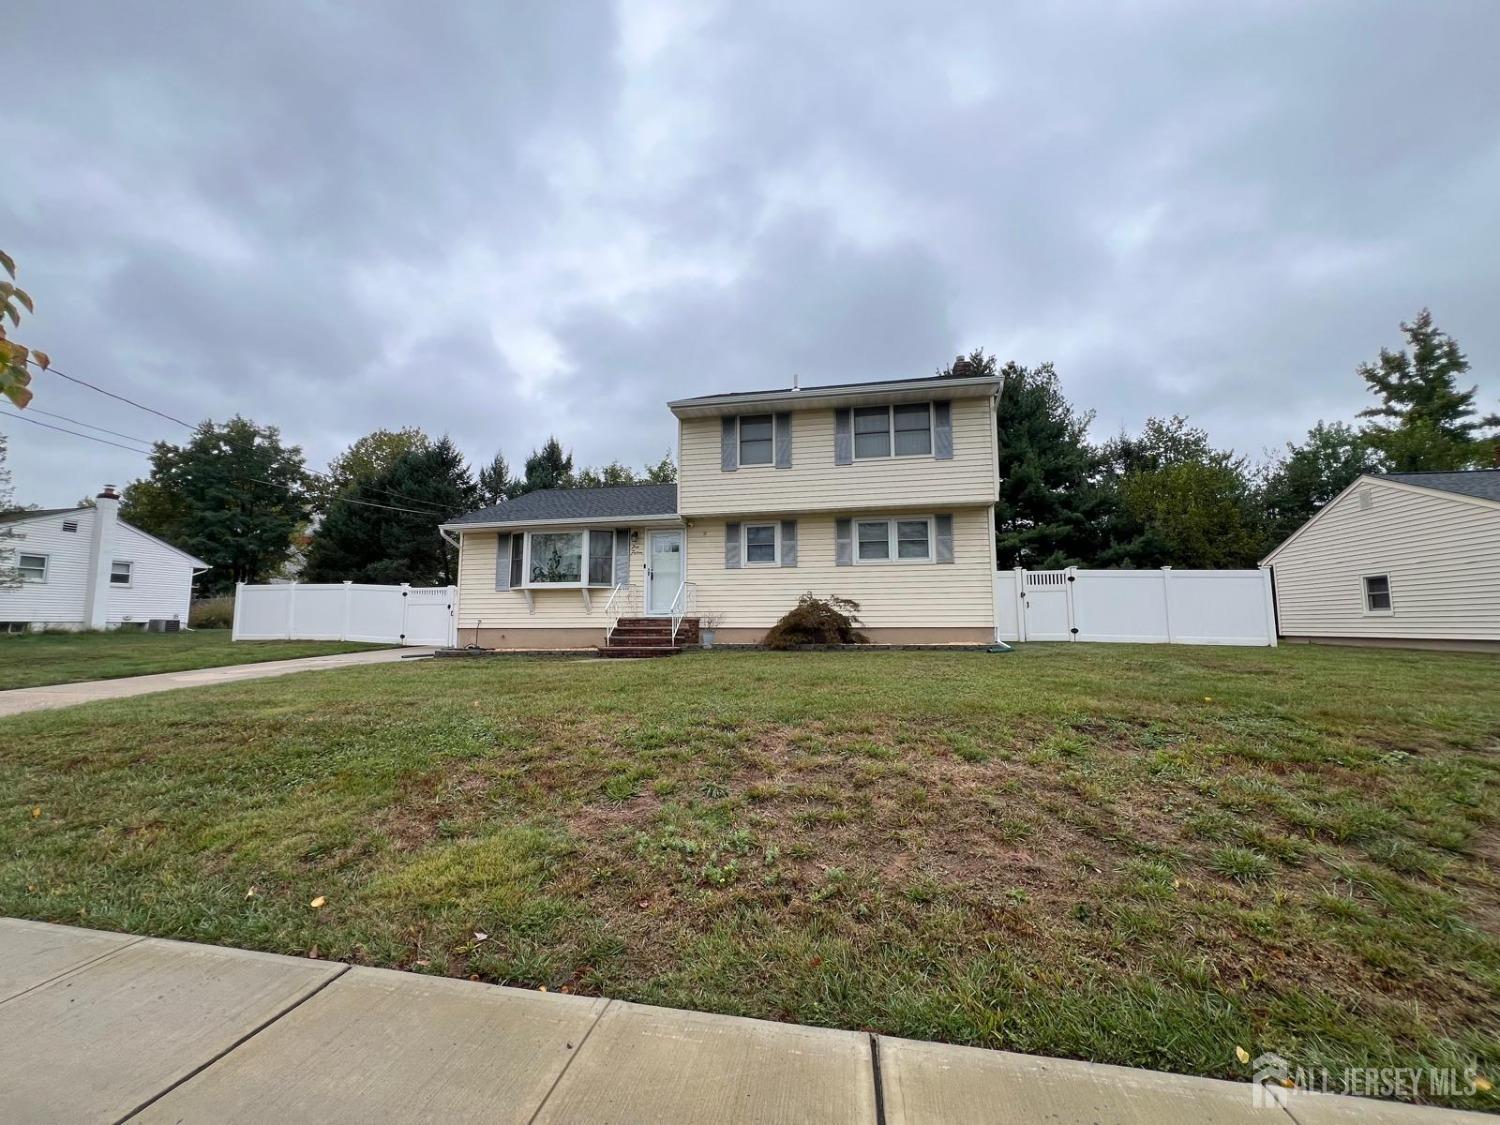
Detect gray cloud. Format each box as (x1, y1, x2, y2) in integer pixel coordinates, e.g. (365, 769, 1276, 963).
(3, 0, 1497, 505)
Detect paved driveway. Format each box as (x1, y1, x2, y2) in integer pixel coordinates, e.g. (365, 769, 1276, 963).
(0, 648, 432, 717)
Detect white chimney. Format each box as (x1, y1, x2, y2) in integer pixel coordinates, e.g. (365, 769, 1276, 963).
(792, 373, 800, 391)
(82, 485, 120, 630)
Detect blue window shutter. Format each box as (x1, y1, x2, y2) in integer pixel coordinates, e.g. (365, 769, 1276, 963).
(834, 409, 852, 465)
(721, 417, 738, 472)
(835, 519, 852, 566)
(935, 515, 954, 563)
(780, 520, 797, 567)
(614, 529, 631, 587)
(774, 413, 792, 468)
(725, 522, 741, 568)
(933, 401, 953, 460)
(495, 533, 511, 590)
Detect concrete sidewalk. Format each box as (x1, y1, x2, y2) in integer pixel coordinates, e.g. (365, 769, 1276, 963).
(0, 919, 1486, 1124)
(0, 647, 432, 718)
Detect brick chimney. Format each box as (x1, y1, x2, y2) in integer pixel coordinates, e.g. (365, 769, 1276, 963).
(82, 484, 121, 630)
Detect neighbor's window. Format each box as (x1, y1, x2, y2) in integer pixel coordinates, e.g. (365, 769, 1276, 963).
(744, 523, 778, 565)
(528, 532, 583, 584)
(738, 414, 774, 465)
(110, 561, 133, 586)
(17, 554, 47, 582)
(587, 530, 614, 586)
(854, 403, 932, 459)
(1363, 574, 1392, 613)
(855, 517, 933, 564)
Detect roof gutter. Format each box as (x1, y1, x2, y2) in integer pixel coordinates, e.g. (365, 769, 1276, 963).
(668, 375, 1001, 417)
(441, 513, 683, 533)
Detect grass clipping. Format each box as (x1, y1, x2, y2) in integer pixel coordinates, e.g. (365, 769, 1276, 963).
(763, 593, 869, 649)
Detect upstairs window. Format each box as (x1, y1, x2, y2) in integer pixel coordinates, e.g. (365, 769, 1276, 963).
(18, 554, 48, 582)
(111, 561, 133, 586)
(1363, 574, 1392, 613)
(738, 415, 774, 465)
(854, 403, 932, 458)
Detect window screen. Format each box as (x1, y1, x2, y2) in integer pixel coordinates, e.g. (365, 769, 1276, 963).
(110, 561, 133, 585)
(893, 404, 932, 456)
(744, 524, 777, 564)
(587, 530, 614, 585)
(1364, 575, 1391, 612)
(853, 407, 891, 459)
(856, 521, 890, 560)
(17, 554, 46, 581)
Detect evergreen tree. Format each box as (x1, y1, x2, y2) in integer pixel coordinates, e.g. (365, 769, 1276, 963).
(304, 437, 477, 586)
(1357, 309, 1498, 470)
(516, 436, 575, 494)
(575, 461, 638, 488)
(991, 361, 1103, 568)
(120, 417, 308, 593)
(642, 451, 677, 483)
(1260, 421, 1380, 543)
(477, 451, 515, 506)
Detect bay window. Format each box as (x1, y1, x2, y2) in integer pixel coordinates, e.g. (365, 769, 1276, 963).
(524, 529, 616, 587)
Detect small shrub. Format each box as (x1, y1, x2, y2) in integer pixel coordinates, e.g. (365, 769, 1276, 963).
(190, 596, 235, 629)
(763, 593, 868, 649)
(1209, 846, 1274, 883)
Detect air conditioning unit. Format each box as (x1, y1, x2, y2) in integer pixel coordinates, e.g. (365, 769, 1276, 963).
(146, 619, 182, 633)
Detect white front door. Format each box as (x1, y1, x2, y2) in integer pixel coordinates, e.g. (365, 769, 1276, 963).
(646, 530, 684, 615)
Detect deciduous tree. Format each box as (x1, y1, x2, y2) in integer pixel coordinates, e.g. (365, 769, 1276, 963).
(0, 250, 49, 408)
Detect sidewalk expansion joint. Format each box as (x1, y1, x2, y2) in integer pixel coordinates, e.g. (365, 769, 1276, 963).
(868, 1034, 888, 1125)
(0, 934, 147, 1009)
(114, 960, 353, 1124)
(525, 997, 613, 1124)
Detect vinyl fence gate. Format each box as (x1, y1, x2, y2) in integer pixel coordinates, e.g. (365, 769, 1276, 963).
(232, 582, 456, 647)
(994, 567, 1277, 647)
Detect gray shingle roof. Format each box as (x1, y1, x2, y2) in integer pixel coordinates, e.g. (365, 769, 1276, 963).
(449, 483, 678, 526)
(1379, 470, 1500, 504)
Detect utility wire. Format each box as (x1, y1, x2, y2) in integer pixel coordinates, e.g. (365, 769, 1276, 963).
(26, 407, 155, 446)
(26, 357, 196, 429)
(16, 359, 454, 516)
(0, 408, 153, 455)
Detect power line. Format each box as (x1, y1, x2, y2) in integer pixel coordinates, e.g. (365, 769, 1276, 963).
(0, 412, 450, 518)
(0, 408, 153, 455)
(16, 358, 452, 515)
(26, 407, 155, 446)
(27, 357, 195, 429)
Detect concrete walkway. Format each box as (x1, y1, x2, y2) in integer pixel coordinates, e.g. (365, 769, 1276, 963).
(0, 647, 432, 718)
(0, 919, 1486, 1124)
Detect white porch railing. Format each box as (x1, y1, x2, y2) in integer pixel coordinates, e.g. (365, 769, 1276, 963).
(604, 582, 641, 646)
(670, 581, 697, 646)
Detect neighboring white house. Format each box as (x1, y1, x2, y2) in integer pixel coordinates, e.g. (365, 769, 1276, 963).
(1262, 469, 1500, 652)
(0, 486, 209, 632)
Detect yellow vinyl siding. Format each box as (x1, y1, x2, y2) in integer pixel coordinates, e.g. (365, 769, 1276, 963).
(677, 396, 997, 517)
(1271, 481, 1500, 642)
(456, 531, 645, 630)
(687, 508, 995, 631)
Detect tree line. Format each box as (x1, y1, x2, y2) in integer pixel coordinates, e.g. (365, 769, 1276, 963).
(973, 308, 1496, 570)
(118, 428, 675, 594)
(88, 307, 1500, 592)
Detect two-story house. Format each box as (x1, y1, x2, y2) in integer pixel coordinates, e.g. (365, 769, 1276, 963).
(442, 372, 1002, 651)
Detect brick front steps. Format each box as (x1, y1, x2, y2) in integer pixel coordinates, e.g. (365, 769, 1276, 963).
(597, 617, 699, 658)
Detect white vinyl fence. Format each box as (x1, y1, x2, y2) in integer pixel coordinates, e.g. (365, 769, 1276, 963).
(232, 582, 455, 647)
(995, 567, 1277, 647)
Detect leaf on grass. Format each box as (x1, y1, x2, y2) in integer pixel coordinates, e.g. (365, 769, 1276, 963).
(1234, 1046, 1250, 1064)
(309, 895, 326, 909)
(245, 886, 257, 899)
(30, 806, 40, 818)
(473, 931, 488, 942)
(1476, 1077, 1493, 1093)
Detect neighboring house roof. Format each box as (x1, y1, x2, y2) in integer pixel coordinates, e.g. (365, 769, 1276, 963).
(0, 507, 75, 525)
(1377, 469, 1500, 504)
(447, 484, 679, 528)
(669, 373, 1002, 417)
(0, 506, 210, 568)
(1261, 470, 1500, 565)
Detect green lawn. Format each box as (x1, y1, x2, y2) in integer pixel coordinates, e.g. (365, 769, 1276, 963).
(0, 630, 391, 690)
(3, 645, 1497, 1108)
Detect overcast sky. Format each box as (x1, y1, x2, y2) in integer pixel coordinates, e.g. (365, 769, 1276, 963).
(4, 1, 1498, 507)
